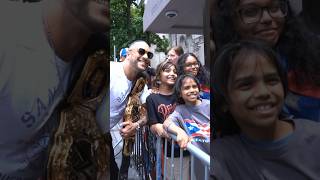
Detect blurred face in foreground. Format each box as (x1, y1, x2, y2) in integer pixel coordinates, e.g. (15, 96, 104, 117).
(233, 0, 286, 46)
(227, 52, 284, 137)
(64, 0, 110, 32)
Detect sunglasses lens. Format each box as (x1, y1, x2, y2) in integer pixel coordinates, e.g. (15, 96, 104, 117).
(138, 48, 153, 59)
(138, 48, 146, 56)
(147, 52, 153, 59)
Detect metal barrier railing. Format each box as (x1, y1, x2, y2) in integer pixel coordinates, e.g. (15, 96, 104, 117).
(156, 132, 210, 180)
(130, 127, 210, 180)
(131, 126, 156, 180)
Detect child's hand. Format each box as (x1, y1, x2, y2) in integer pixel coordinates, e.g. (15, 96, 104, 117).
(176, 129, 190, 149)
(151, 123, 169, 138)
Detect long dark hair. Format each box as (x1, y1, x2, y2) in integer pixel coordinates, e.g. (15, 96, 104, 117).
(176, 53, 210, 86)
(212, 40, 288, 136)
(212, 0, 320, 86)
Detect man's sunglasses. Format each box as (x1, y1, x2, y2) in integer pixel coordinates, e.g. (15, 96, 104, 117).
(138, 48, 153, 59)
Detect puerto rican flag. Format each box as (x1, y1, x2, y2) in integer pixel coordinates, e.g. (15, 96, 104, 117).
(183, 119, 210, 143)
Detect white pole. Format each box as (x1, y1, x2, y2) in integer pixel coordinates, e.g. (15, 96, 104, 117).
(113, 36, 116, 62)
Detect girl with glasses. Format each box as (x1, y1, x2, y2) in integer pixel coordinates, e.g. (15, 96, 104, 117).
(212, 0, 320, 121)
(177, 53, 210, 100)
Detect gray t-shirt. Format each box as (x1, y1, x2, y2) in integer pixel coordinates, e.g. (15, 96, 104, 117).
(168, 99, 210, 153)
(168, 99, 210, 180)
(212, 119, 320, 180)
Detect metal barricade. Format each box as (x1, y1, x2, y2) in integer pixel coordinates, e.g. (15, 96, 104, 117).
(156, 133, 210, 180)
(131, 126, 157, 180)
(129, 126, 210, 180)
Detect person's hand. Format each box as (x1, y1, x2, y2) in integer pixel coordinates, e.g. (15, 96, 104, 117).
(176, 129, 191, 149)
(151, 123, 169, 138)
(120, 121, 138, 138)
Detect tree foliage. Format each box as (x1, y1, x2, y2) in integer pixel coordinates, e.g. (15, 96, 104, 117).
(110, 0, 169, 60)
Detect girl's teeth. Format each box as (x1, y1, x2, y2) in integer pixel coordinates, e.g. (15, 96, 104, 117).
(255, 105, 271, 111)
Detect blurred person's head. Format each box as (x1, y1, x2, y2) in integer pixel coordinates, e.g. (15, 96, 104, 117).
(119, 48, 128, 62)
(167, 46, 184, 64)
(213, 0, 290, 48)
(62, 0, 110, 33)
(212, 0, 320, 86)
(213, 40, 288, 137)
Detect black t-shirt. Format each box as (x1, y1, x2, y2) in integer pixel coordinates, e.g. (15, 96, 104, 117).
(146, 93, 189, 157)
(146, 93, 176, 125)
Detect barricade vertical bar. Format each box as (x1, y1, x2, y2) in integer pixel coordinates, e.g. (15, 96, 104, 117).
(134, 132, 137, 168)
(134, 132, 136, 175)
(170, 140, 175, 180)
(179, 148, 183, 180)
(154, 132, 210, 180)
(156, 137, 161, 180)
(140, 129, 142, 176)
(163, 138, 168, 179)
(205, 165, 208, 180)
(137, 129, 141, 177)
(140, 129, 143, 178)
(191, 155, 195, 180)
(132, 133, 135, 170)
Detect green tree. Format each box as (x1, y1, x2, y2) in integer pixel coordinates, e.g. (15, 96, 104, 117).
(110, 0, 169, 60)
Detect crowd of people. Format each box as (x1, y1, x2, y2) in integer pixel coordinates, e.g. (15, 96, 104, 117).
(110, 42, 211, 179)
(110, 0, 320, 179)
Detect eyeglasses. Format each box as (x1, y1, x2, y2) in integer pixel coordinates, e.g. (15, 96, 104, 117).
(185, 62, 199, 68)
(237, 1, 288, 24)
(138, 48, 153, 59)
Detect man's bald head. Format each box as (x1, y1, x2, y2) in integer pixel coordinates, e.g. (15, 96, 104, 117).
(129, 40, 150, 50)
(127, 40, 152, 60)
(123, 40, 152, 80)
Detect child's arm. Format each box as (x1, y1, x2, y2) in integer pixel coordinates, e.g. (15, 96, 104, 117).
(150, 123, 169, 138)
(163, 118, 190, 149)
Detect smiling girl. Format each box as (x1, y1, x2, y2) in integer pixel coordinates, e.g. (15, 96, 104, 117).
(146, 60, 191, 179)
(147, 60, 177, 137)
(163, 74, 210, 180)
(211, 40, 320, 179)
(177, 53, 210, 100)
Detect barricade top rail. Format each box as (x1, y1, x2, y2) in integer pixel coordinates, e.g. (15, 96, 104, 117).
(167, 132, 210, 167)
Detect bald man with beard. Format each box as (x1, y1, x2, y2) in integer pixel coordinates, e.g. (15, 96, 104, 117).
(109, 40, 153, 179)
